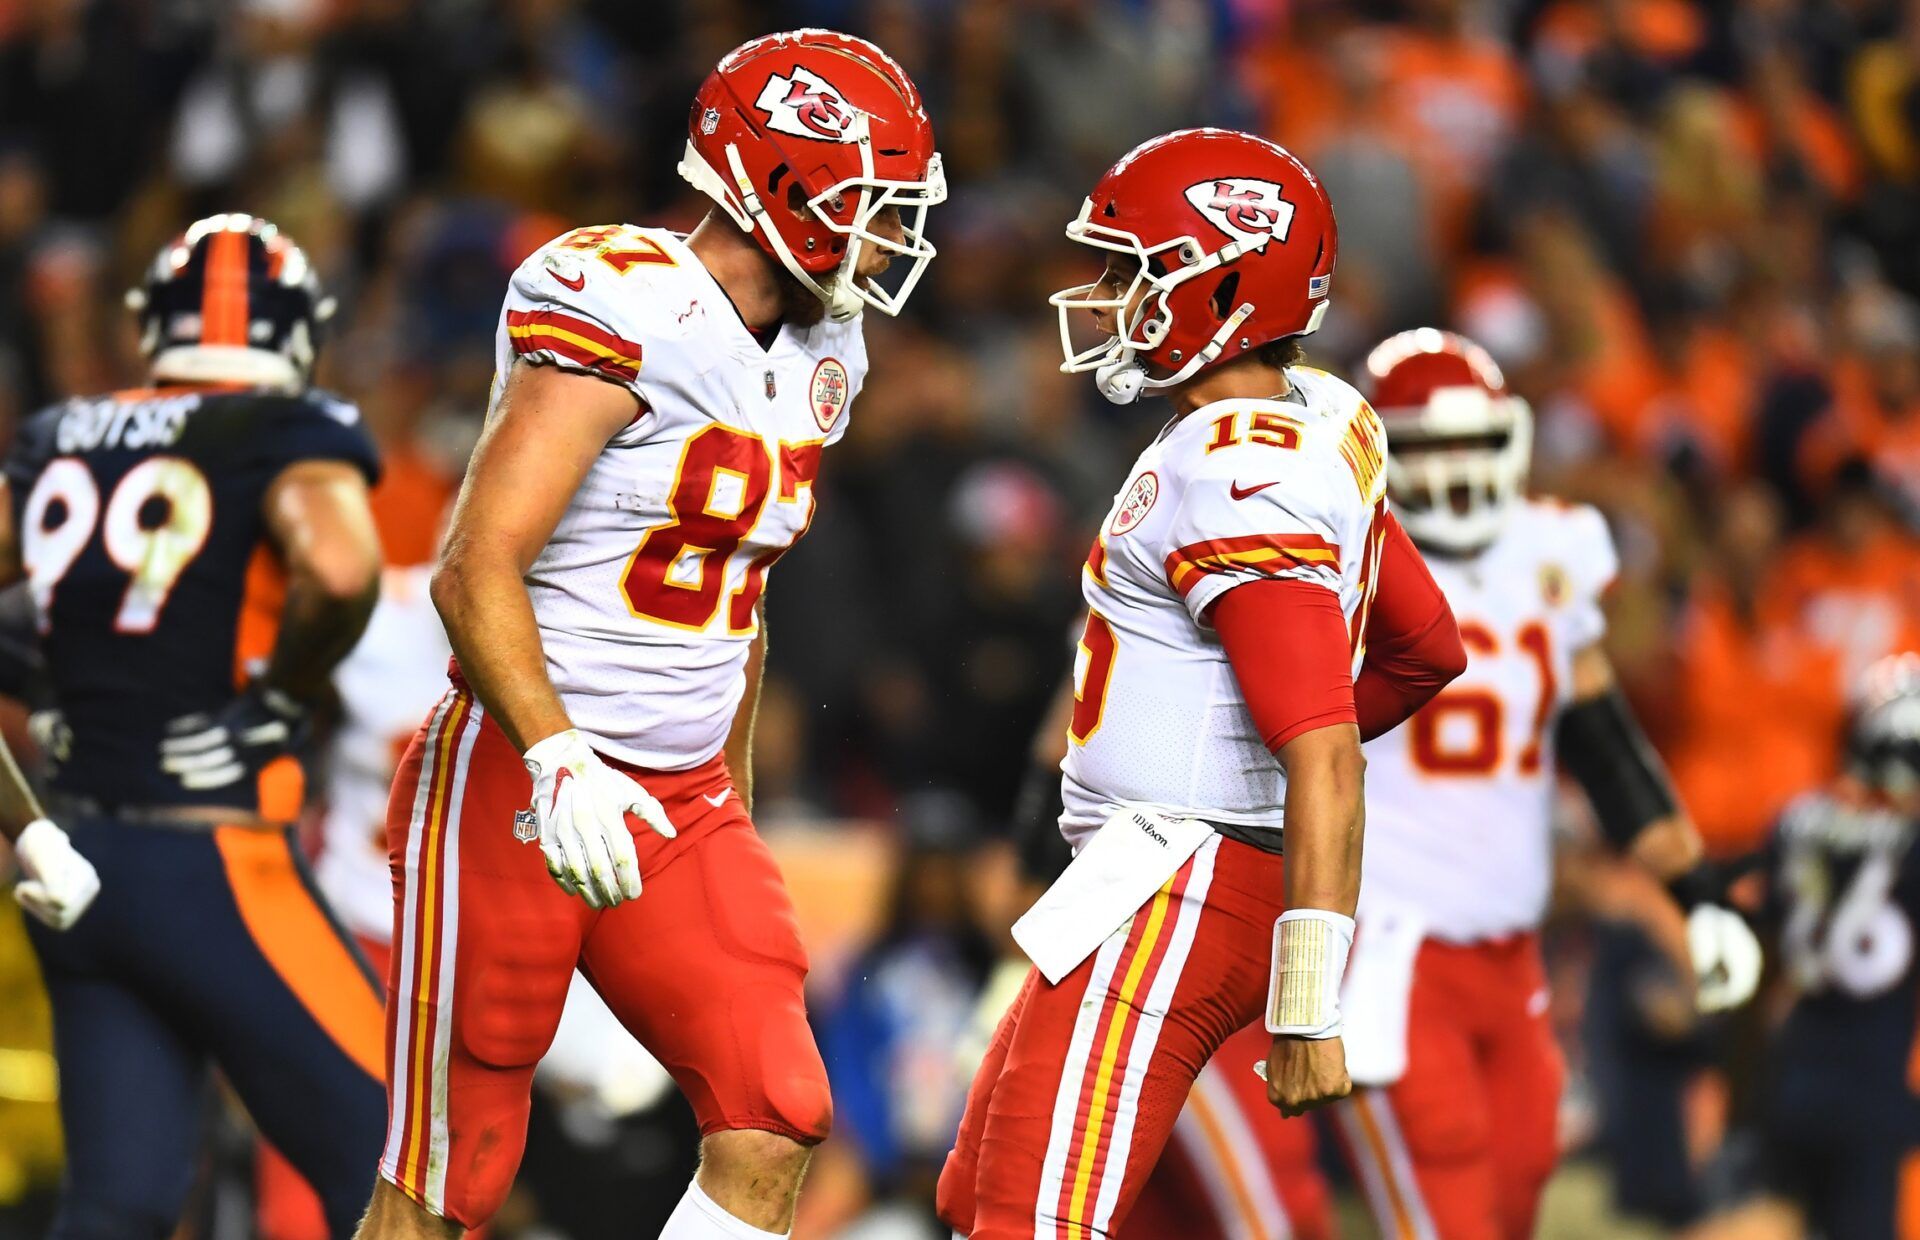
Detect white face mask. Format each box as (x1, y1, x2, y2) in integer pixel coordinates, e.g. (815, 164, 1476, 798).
(1047, 196, 1328, 405)
(677, 114, 947, 322)
(1382, 389, 1533, 555)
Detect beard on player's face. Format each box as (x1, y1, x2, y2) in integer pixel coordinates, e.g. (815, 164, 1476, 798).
(777, 266, 830, 327)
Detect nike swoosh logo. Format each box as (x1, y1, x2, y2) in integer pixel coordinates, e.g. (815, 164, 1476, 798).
(1230, 480, 1279, 501)
(701, 790, 730, 808)
(550, 766, 574, 815)
(552, 270, 586, 293)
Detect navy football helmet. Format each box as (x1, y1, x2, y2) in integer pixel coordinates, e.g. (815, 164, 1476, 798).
(1849, 652, 1920, 801)
(126, 214, 334, 390)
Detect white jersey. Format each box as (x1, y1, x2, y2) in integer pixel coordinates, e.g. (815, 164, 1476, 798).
(1359, 499, 1618, 942)
(317, 566, 451, 943)
(492, 225, 866, 769)
(1060, 369, 1390, 847)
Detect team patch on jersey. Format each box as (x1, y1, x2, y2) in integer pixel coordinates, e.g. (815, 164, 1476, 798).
(1540, 563, 1569, 608)
(1111, 471, 1160, 536)
(810, 358, 849, 430)
(1183, 178, 1296, 251)
(755, 67, 859, 142)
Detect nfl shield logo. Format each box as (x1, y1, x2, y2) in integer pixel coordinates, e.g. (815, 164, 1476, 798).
(513, 808, 538, 843)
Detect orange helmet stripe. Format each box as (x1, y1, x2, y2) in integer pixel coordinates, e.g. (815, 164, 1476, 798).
(200, 228, 251, 347)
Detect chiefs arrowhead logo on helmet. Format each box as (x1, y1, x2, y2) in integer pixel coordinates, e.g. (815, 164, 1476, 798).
(755, 67, 859, 142)
(1183, 178, 1296, 250)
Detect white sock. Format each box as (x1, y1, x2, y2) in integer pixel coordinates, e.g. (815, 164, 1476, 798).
(658, 1179, 789, 1240)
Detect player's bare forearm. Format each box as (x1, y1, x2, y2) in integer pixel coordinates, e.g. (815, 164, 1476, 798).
(435, 361, 638, 754)
(1275, 721, 1366, 916)
(1631, 813, 1705, 882)
(431, 549, 572, 753)
(1265, 720, 1364, 1115)
(0, 482, 19, 588)
(724, 609, 766, 812)
(261, 461, 382, 702)
(0, 735, 47, 840)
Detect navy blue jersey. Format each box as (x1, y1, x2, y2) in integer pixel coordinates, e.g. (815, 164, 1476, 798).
(1767, 789, 1920, 1124)
(5, 386, 379, 811)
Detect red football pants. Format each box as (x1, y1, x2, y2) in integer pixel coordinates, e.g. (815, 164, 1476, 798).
(1333, 934, 1562, 1240)
(937, 834, 1289, 1240)
(378, 686, 830, 1228)
(1121, 1021, 1334, 1240)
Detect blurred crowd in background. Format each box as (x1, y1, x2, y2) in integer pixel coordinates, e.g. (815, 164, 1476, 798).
(2, 0, 1919, 1235)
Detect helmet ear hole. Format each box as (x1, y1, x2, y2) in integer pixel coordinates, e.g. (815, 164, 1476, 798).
(785, 180, 810, 219)
(1210, 272, 1241, 322)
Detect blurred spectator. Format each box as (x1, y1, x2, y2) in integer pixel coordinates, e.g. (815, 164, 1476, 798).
(1666, 483, 1845, 857)
(816, 793, 994, 1224)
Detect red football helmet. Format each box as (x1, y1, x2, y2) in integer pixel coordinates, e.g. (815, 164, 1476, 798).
(1051, 128, 1337, 404)
(1364, 328, 1532, 554)
(677, 29, 944, 321)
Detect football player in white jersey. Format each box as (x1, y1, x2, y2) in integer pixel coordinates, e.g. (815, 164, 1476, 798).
(937, 128, 1469, 1240)
(1325, 329, 1763, 1240)
(354, 30, 944, 1240)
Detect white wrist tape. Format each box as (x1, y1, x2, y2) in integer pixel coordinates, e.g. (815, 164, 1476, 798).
(1266, 908, 1355, 1039)
(14, 819, 66, 871)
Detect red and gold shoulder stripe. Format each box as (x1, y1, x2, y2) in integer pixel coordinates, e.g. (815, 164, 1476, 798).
(1164, 532, 1341, 599)
(506, 308, 643, 384)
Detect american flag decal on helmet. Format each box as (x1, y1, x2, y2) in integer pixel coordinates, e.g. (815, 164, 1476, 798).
(1309, 273, 1332, 298)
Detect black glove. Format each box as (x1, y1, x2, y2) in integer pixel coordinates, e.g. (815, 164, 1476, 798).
(159, 683, 309, 792)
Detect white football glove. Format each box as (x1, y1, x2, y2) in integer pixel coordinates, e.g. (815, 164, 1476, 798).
(522, 729, 675, 909)
(1688, 903, 1763, 1013)
(13, 818, 100, 931)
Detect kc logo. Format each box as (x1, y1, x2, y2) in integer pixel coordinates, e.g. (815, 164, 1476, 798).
(756, 67, 859, 142)
(1184, 177, 1296, 250)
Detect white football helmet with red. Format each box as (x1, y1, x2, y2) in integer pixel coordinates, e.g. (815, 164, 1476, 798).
(1364, 328, 1532, 554)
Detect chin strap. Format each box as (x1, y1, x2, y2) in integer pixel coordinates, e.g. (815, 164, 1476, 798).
(1095, 358, 1147, 404)
(1094, 303, 1258, 406)
(723, 142, 870, 323)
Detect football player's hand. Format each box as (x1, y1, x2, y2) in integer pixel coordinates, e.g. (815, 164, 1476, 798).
(28, 710, 71, 771)
(521, 729, 675, 910)
(12, 819, 100, 930)
(159, 684, 309, 792)
(1258, 1034, 1352, 1118)
(1689, 903, 1763, 1012)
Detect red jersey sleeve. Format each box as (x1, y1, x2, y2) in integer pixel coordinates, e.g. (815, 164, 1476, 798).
(1354, 512, 1467, 740)
(1212, 578, 1358, 753)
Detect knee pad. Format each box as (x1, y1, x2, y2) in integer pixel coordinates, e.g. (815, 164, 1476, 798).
(755, 1038, 833, 1144)
(935, 1148, 979, 1235)
(453, 926, 573, 1069)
